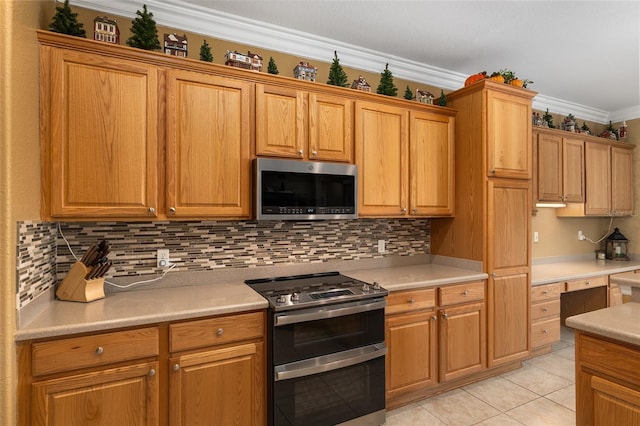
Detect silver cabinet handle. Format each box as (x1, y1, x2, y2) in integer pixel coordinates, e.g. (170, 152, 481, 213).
(401, 208, 407, 213)
(311, 150, 317, 157)
(431, 315, 437, 321)
(95, 346, 104, 355)
(217, 328, 224, 336)
(148, 369, 156, 377)
(298, 149, 303, 156)
(169, 207, 176, 214)
(463, 290, 469, 296)
(408, 298, 415, 304)
(442, 313, 449, 319)
(148, 207, 155, 214)
(173, 364, 180, 372)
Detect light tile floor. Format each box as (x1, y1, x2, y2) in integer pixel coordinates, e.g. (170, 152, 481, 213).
(385, 326, 576, 426)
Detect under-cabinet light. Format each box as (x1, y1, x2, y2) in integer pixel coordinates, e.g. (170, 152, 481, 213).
(535, 202, 567, 208)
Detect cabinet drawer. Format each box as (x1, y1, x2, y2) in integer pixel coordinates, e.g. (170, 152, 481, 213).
(566, 275, 607, 292)
(32, 327, 159, 376)
(531, 317, 560, 348)
(531, 299, 560, 321)
(170, 311, 264, 353)
(386, 288, 436, 315)
(439, 281, 485, 307)
(531, 282, 563, 302)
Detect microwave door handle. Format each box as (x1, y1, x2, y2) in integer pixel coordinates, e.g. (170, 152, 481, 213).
(274, 299, 386, 326)
(274, 343, 386, 381)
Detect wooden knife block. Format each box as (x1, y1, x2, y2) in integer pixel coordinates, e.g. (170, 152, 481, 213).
(56, 261, 105, 302)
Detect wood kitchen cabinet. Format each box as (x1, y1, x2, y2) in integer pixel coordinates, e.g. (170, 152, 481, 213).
(575, 332, 640, 425)
(535, 130, 585, 203)
(40, 43, 159, 219)
(165, 69, 252, 218)
(530, 282, 562, 353)
(168, 311, 266, 426)
(255, 84, 354, 162)
(19, 327, 160, 426)
(355, 101, 456, 217)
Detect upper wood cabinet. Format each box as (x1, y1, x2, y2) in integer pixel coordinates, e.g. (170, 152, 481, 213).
(256, 84, 353, 162)
(535, 130, 585, 203)
(611, 146, 634, 216)
(41, 46, 159, 219)
(355, 101, 455, 217)
(486, 89, 532, 179)
(165, 70, 252, 218)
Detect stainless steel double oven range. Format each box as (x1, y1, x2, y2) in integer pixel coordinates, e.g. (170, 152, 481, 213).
(246, 272, 388, 426)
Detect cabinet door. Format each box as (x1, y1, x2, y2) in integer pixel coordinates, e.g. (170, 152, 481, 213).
(409, 111, 455, 216)
(591, 376, 640, 426)
(309, 93, 353, 162)
(439, 302, 486, 382)
(256, 84, 305, 158)
(165, 70, 252, 218)
(169, 343, 265, 426)
(355, 101, 408, 216)
(385, 311, 437, 399)
(536, 133, 563, 202)
(488, 273, 530, 366)
(611, 146, 633, 216)
(47, 48, 158, 218)
(32, 361, 159, 426)
(486, 90, 532, 179)
(585, 142, 611, 216)
(563, 137, 585, 202)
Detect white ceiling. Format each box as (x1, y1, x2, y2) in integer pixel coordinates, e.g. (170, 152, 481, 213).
(73, 0, 640, 123)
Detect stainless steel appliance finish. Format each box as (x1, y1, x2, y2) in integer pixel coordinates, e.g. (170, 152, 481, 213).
(246, 272, 388, 426)
(254, 157, 357, 221)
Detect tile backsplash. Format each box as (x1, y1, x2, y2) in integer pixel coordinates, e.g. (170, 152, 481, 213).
(17, 219, 430, 309)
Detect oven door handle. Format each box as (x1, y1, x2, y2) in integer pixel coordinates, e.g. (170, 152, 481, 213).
(274, 298, 386, 326)
(274, 343, 386, 382)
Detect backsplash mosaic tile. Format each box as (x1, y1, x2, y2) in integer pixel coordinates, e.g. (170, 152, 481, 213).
(17, 219, 430, 309)
(16, 221, 57, 309)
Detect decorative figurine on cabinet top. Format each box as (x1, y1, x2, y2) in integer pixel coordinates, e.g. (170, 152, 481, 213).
(351, 75, 371, 92)
(416, 89, 434, 104)
(225, 50, 263, 72)
(164, 33, 188, 57)
(293, 61, 317, 81)
(93, 16, 119, 44)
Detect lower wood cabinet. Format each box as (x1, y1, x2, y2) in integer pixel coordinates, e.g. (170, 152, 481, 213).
(576, 332, 640, 425)
(385, 281, 486, 406)
(19, 311, 266, 426)
(530, 282, 562, 351)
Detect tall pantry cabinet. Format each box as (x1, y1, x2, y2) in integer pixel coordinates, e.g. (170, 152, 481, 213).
(431, 80, 536, 367)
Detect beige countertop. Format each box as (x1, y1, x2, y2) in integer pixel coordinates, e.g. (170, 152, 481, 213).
(345, 263, 488, 292)
(566, 302, 640, 347)
(15, 281, 267, 341)
(532, 257, 640, 286)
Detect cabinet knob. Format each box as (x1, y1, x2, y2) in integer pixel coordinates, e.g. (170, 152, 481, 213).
(149, 369, 156, 377)
(217, 328, 224, 335)
(542, 290, 549, 295)
(311, 150, 317, 157)
(408, 298, 415, 304)
(585, 281, 591, 286)
(412, 209, 418, 214)
(173, 364, 180, 372)
(490, 169, 496, 175)
(463, 290, 468, 296)
(401, 208, 407, 213)
(169, 207, 176, 214)
(542, 308, 548, 312)
(542, 329, 548, 334)
(431, 315, 437, 321)
(148, 207, 155, 214)
(95, 346, 104, 355)
(442, 313, 449, 319)
(298, 149, 303, 156)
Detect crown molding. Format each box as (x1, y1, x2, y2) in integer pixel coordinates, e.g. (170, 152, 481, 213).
(70, 0, 637, 123)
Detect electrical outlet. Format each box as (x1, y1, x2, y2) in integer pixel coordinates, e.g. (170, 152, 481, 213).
(377, 240, 386, 253)
(533, 231, 539, 243)
(157, 249, 171, 268)
(578, 230, 585, 241)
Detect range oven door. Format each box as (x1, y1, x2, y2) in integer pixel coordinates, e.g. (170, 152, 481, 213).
(271, 298, 386, 425)
(273, 344, 386, 426)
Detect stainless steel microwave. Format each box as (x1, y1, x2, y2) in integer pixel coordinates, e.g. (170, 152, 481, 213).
(254, 158, 357, 220)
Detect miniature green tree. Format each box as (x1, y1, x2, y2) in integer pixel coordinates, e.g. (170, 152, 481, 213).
(438, 89, 447, 106)
(542, 108, 555, 128)
(376, 63, 397, 96)
(327, 51, 348, 87)
(267, 57, 279, 75)
(199, 40, 213, 62)
(126, 4, 160, 51)
(49, 0, 86, 38)
(404, 85, 413, 100)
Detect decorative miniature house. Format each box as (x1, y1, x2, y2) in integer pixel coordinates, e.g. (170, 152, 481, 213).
(225, 50, 263, 72)
(164, 33, 188, 57)
(416, 90, 434, 104)
(351, 75, 371, 92)
(293, 61, 317, 81)
(93, 16, 119, 44)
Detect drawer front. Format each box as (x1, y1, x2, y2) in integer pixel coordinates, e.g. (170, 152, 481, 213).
(32, 327, 159, 376)
(565, 275, 607, 292)
(531, 282, 563, 302)
(386, 288, 436, 315)
(531, 299, 560, 321)
(531, 317, 561, 348)
(578, 333, 640, 383)
(170, 311, 264, 353)
(439, 281, 485, 307)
